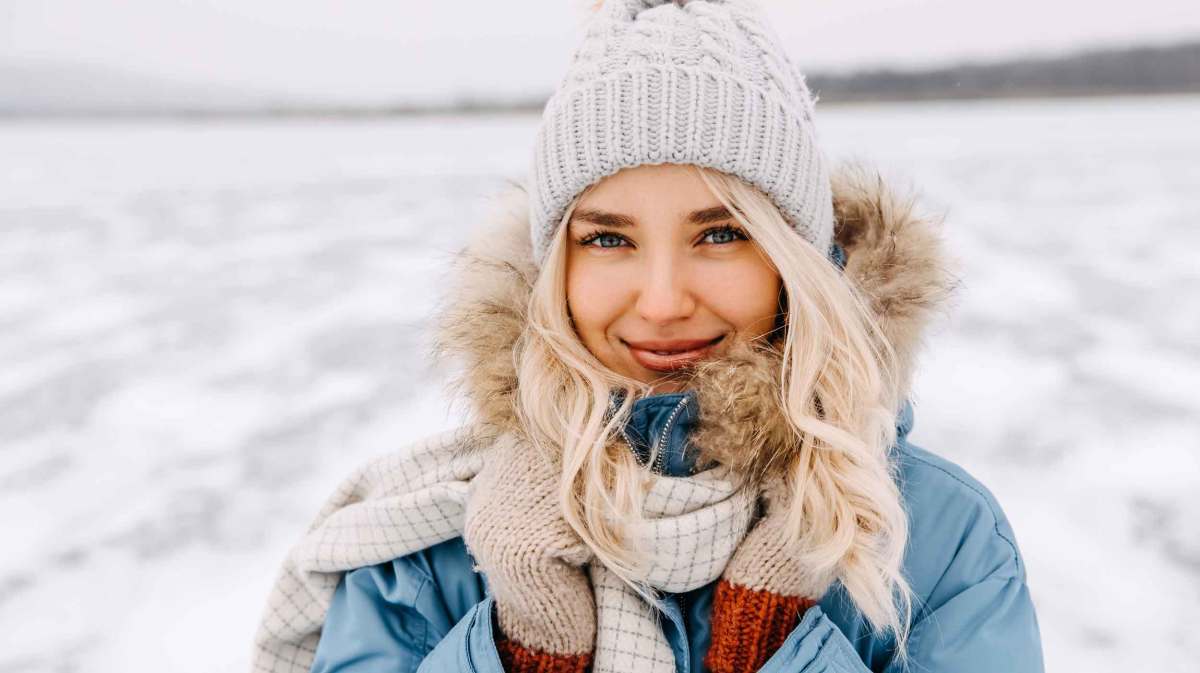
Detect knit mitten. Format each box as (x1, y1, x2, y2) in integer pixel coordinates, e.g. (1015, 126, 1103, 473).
(463, 432, 596, 673)
(704, 475, 836, 673)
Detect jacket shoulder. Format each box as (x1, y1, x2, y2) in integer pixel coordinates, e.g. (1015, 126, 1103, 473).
(892, 439, 1027, 603)
(312, 536, 489, 672)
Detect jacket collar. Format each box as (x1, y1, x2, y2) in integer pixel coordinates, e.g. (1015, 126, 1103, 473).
(614, 392, 917, 479)
(611, 390, 701, 477)
(434, 160, 955, 475)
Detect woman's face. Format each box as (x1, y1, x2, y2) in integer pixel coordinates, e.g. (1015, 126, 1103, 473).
(565, 164, 782, 393)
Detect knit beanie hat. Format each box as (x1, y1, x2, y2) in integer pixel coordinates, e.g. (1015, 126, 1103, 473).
(528, 0, 835, 267)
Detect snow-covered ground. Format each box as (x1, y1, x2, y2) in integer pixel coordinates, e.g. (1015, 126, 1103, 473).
(2, 94, 1197, 672)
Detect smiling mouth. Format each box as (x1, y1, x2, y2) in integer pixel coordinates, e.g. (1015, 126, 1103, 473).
(624, 335, 725, 372)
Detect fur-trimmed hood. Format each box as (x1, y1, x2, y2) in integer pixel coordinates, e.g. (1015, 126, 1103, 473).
(433, 160, 958, 472)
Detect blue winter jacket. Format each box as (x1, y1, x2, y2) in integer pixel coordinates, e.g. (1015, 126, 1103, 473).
(310, 397, 1044, 673)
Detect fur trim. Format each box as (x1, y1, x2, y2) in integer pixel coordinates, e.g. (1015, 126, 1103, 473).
(687, 338, 797, 487)
(432, 161, 957, 447)
(431, 186, 537, 440)
(830, 164, 960, 398)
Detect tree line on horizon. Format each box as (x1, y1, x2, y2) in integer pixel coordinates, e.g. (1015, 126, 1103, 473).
(808, 39, 1200, 103)
(383, 38, 1200, 116)
(3, 38, 1197, 118)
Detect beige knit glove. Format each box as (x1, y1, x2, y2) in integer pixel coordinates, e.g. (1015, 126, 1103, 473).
(722, 475, 836, 597)
(462, 432, 596, 660)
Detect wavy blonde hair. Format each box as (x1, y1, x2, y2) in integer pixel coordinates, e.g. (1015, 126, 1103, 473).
(514, 166, 914, 661)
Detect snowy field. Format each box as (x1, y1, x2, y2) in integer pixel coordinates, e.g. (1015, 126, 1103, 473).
(2, 94, 1198, 672)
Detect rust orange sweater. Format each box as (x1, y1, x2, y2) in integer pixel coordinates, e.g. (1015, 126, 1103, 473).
(704, 579, 817, 673)
(494, 635, 593, 673)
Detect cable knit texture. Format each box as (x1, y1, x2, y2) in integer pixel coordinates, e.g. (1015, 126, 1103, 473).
(529, 0, 834, 265)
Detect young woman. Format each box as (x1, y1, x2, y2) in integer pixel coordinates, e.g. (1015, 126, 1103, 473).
(251, 2, 1044, 672)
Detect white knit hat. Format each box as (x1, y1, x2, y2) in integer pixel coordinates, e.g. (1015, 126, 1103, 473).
(528, 0, 835, 266)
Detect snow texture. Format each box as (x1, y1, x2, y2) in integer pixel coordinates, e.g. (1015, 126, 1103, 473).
(1, 95, 1198, 672)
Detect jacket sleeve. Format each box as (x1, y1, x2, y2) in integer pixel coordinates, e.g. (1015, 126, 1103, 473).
(310, 555, 507, 673)
(758, 560, 1043, 673)
(882, 566, 1043, 672)
(752, 437, 1046, 673)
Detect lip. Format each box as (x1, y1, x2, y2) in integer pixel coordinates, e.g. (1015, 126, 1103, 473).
(624, 335, 725, 372)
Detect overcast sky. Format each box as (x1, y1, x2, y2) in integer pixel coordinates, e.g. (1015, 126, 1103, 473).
(4, 0, 1199, 105)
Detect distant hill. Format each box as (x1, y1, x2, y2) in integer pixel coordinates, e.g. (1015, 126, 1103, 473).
(808, 39, 1200, 103)
(2, 38, 1198, 118)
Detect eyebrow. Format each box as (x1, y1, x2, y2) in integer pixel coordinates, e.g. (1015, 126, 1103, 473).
(570, 205, 734, 228)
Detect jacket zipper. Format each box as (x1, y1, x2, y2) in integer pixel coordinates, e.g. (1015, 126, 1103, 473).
(619, 423, 636, 454)
(652, 396, 690, 475)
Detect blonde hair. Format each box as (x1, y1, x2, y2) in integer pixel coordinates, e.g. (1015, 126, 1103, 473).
(515, 166, 914, 661)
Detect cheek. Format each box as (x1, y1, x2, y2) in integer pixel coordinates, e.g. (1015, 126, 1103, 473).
(566, 265, 625, 347)
(698, 260, 781, 334)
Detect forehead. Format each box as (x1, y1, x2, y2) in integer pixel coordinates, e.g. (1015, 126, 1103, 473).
(574, 164, 724, 222)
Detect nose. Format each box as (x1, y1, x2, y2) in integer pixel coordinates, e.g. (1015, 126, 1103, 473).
(634, 251, 695, 325)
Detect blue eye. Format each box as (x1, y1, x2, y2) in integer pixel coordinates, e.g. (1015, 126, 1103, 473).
(702, 225, 748, 245)
(578, 231, 628, 248)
